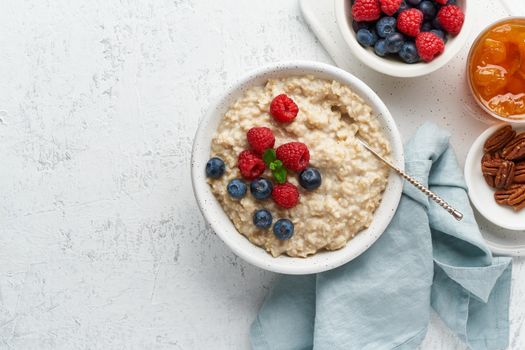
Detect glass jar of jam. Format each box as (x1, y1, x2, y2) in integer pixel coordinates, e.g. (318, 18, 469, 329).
(467, 18, 525, 122)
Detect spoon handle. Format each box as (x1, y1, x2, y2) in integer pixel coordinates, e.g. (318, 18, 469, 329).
(357, 138, 464, 221)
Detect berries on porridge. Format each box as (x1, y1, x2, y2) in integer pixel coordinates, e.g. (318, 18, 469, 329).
(299, 167, 322, 190)
(227, 179, 247, 199)
(269, 94, 299, 123)
(253, 209, 273, 229)
(276, 142, 310, 172)
(206, 157, 225, 179)
(272, 183, 300, 209)
(273, 219, 295, 240)
(247, 127, 275, 154)
(238, 150, 265, 180)
(250, 178, 273, 200)
(207, 76, 390, 257)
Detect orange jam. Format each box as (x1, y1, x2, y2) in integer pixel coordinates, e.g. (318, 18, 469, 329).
(468, 18, 525, 119)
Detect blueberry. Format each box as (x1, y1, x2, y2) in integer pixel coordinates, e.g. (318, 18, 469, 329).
(253, 209, 273, 229)
(418, 1, 437, 20)
(421, 21, 433, 32)
(352, 20, 369, 33)
(374, 39, 388, 57)
(385, 33, 405, 53)
(299, 167, 322, 190)
(273, 219, 294, 240)
(447, 0, 457, 4)
(396, 1, 409, 15)
(432, 17, 442, 30)
(356, 28, 378, 47)
(227, 179, 247, 199)
(406, 0, 421, 6)
(431, 29, 447, 42)
(206, 157, 225, 179)
(376, 17, 397, 38)
(250, 178, 273, 200)
(399, 41, 420, 63)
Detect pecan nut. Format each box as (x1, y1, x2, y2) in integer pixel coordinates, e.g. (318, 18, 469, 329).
(494, 184, 522, 205)
(481, 156, 506, 188)
(481, 158, 504, 176)
(508, 185, 525, 211)
(502, 132, 525, 160)
(484, 125, 515, 153)
(514, 162, 525, 183)
(494, 160, 515, 189)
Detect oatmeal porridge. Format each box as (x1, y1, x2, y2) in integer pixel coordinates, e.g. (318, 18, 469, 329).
(207, 75, 390, 257)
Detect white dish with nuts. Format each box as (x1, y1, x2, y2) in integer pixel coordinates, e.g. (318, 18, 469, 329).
(465, 123, 525, 231)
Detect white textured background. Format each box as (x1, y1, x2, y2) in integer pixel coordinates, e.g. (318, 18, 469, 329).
(0, 1, 523, 349)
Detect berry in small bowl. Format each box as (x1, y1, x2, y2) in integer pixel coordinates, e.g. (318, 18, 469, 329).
(335, 0, 471, 77)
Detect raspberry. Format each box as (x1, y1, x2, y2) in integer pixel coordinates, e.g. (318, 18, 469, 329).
(238, 150, 266, 180)
(437, 5, 464, 36)
(272, 183, 300, 209)
(270, 94, 299, 123)
(276, 142, 310, 172)
(415, 32, 445, 62)
(352, 0, 381, 22)
(247, 127, 275, 154)
(397, 9, 423, 37)
(379, 0, 402, 16)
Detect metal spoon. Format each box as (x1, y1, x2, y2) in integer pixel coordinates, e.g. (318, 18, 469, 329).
(357, 137, 464, 221)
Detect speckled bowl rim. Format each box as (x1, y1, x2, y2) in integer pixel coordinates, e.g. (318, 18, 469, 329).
(334, 0, 473, 78)
(191, 61, 404, 275)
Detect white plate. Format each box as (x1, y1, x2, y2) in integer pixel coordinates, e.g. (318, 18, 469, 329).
(465, 124, 525, 231)
(191, 61, 404, 275)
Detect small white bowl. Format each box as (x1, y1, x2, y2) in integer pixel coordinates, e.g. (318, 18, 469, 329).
(191, 61, 404, 275)
(334, 0, 473, 78)
(465, 123, 525, 231)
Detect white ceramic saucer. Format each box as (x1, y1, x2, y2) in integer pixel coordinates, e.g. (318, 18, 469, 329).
(465, 123, 525, 255)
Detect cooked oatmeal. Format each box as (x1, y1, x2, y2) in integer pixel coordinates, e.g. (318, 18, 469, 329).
(208, 75, 390, 257)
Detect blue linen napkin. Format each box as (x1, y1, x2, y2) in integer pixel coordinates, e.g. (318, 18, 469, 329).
(250, 123, 512, 350)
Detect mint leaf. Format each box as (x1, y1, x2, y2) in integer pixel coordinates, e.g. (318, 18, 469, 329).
(272, 167, 287, 184)
(263, 149, 276, 166)
(269, 160, 282, 171)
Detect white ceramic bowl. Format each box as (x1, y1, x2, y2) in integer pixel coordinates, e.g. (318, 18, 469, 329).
(465, 123, 525, 231)
(191, 61, 404, 275)
(334, 0, 473, 78)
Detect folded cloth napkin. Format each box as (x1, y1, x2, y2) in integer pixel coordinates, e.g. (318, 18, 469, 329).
(250, 123, 512, 350)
